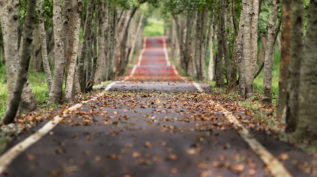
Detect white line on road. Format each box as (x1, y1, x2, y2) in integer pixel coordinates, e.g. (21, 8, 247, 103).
(163, 37, 171, 67)
(0, 82, 118, 174)
(192, 82, 292, 177)
(124, 37, 147, 81)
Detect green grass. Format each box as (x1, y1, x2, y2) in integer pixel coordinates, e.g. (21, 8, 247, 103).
(143, 17, 164, 37)
(254, 47, 280, 105)
(0, 65, 49, 118)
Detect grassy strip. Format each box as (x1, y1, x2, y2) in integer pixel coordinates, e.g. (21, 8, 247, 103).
(0, 66, 50, 117)
(211, 86, 317, 155)
(143, 17, 164, 37)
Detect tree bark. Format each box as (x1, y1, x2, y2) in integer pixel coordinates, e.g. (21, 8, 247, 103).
(128, 14, 144, 63)
(106, 7, 117, 80)
(239, 0, 259, 98)
(285, 0, 303, 132)
(2, 0, 37, 124)
(194, 9, 208, 81)
(0, 0, 36, 113)
(116, 7, 138, 76)
(263, 0, 280, 104)
(223, 0, 231, 85)
(48, 0, 67, 104)
(277, 0, 291, 119)
(230, 7, 244, 90)
(208, 13, 215, 81)
(78, 0, 94, 92)
(65, 0, 82, 102)
(215, 2, 225, 86)
(37, 0, 53, 91)
(295, 1, 317, 139)
(94, 0, 110, 84)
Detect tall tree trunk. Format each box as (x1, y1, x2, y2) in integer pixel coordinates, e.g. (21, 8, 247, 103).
(107, 7, 117, 80)
(194, 9, 207, 80)
(78, 0, 94, 92)
(94, 0, 109, 84)
(263, 0, 280, 104)
(285, 0, 303, 132)
(65, 0, 82, 102)
(229, 0, 238, 89)
(172, 15, 186, 73)
(246, 0, 259, 97)
(48, 0, 67, 104)
(128, 14, 144, 63)
(2, 0, 36, 124)
(0, 0, 36, 113)
(37, 0, 53, 91)
(215, 2, 225, 86)
(239, 0, 259, 98)
(116, 7, 138, 76)
(277, 0, 292, 119)
(295, 1, 317, 140)
(207, 12, 215, 81)
(223, 0, 231, 85)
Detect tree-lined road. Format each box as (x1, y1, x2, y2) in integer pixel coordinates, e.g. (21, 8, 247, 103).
(1, 37, 316, 177)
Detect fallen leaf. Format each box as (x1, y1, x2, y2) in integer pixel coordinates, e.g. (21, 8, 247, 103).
(279, 153, 289, 161)
(132, 152, 140, 158)
(231, 164, 245, 173)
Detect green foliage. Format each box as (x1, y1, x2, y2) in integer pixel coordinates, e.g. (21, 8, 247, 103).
(143, 17, 164, 37)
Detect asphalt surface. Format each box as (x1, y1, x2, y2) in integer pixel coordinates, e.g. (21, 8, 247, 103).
(2, 37, 316, 177)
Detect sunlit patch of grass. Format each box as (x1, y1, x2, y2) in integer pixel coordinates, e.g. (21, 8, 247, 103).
(28, 71, 49, 105)
(0, 66, 50, 118)
(0, 83, 7, 118)
(253, 47, 280, 106)
(143, 17, 164, 37)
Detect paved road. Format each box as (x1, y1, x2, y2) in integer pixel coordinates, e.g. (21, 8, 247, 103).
(1, 37, 316, 177)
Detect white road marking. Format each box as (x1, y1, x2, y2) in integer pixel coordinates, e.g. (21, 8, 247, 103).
(171, 66, 188, 82)
(0, 82, 118, 174)
(124, 37, 147, 81)
(137, 37, 147, 67)
(192, 82, 292, 177)
(105, 81, 118, 91)
(163, 37, 171, 66)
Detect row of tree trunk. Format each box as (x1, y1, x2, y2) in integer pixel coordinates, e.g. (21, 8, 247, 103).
(169, 0, 317, 140)
(0, 0, 144, 124)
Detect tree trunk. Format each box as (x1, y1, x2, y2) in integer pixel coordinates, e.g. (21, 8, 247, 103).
(2, 0, 37, 124)
(172, 15, 186, 73)
(223, 0, 231, 85)
(37, 0, 53, 91)
(215, 2, 225, 87)
(263, 0, 280, 104)
(295, 1, 317, 140)
(94, 0, 109, 84)
(0, 0, 36, 113)
(285, 0, 303, 132)
(208, 13, 215, 81)
(230, 11, 244, 90)
(128, 14, 144, 63)
(277, 0, 291, 119)
(194, 9, 207, 81)
(116, 7, 138, 76)
(65, 0, 82, 102)
(48, 0, 67, 104)
(78, 0, 94, 92)
(239, 0, 259, 98)
(107, 7, 117, 80)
